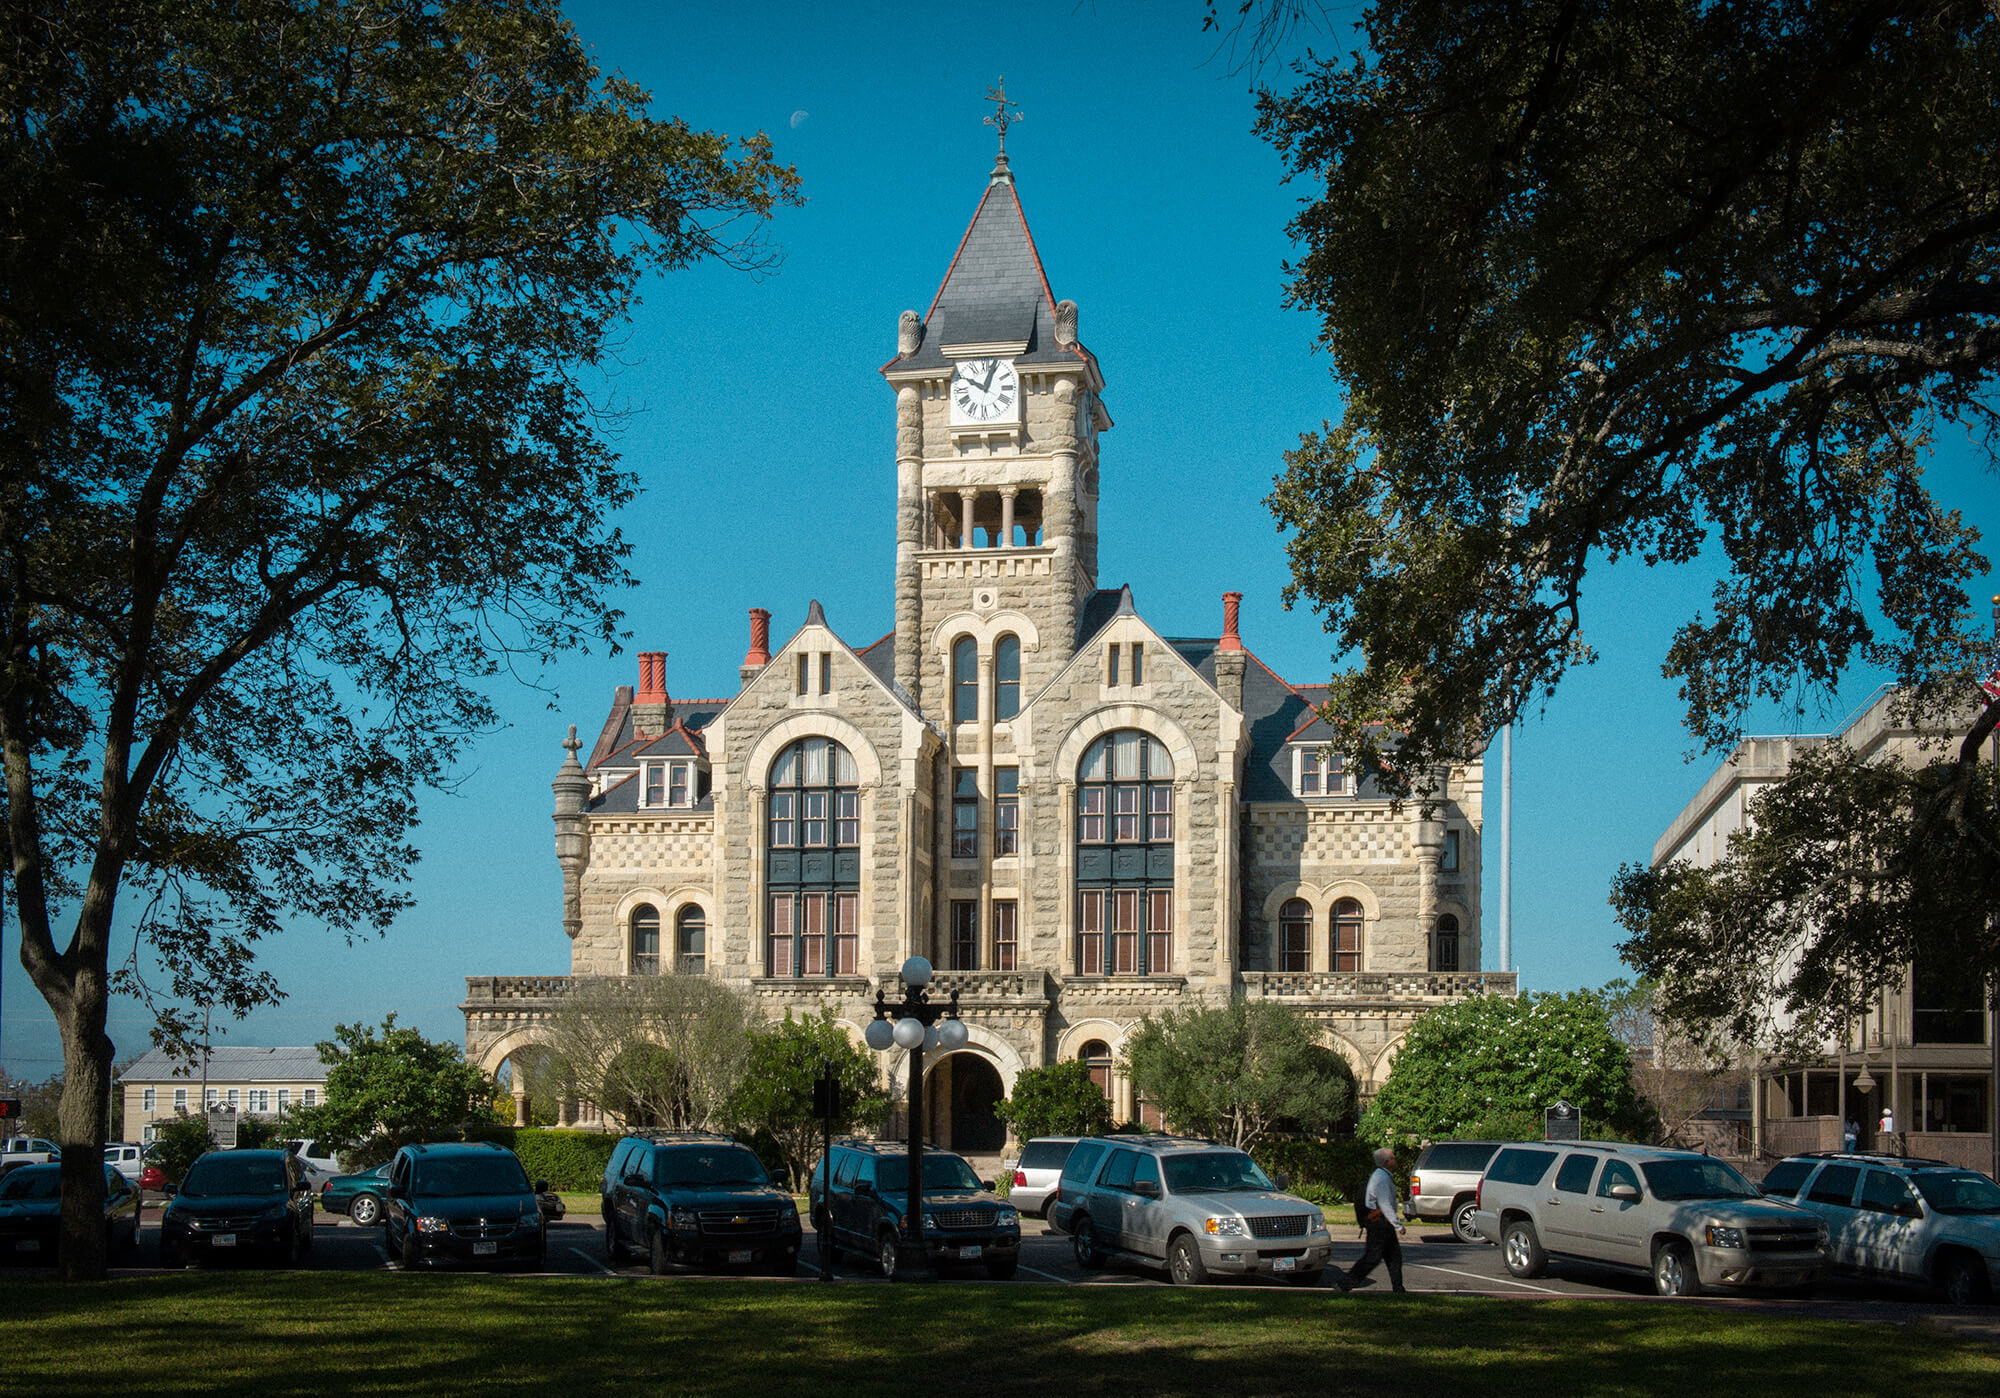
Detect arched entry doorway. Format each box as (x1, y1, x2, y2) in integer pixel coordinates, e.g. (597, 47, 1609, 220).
(927, 1052, 1006, 1154)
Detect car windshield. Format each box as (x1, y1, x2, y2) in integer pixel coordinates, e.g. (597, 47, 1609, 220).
(659, 1148, 769, 1187)
(1640, 1158, 1758, 1201)
(875, 1155, 982, 1194)
(413, 1156, 530, 1197)
(181, 1155, 287, 1197)
(1914, 1171, 2000, 1215)
(1163, 1153, 1277, 1194)
(0, 1168, 60, 1201)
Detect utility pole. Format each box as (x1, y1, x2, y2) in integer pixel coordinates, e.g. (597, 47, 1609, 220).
(1990, 594, 1998, 1184)
(1499, 723, 1513, 976)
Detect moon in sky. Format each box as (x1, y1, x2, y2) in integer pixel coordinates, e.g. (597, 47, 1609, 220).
(789, 110, 809, 129)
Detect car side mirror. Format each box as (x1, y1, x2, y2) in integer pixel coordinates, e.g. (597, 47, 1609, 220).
(855, 1180, 875, 1197)
(982, 1179, 998, 1192)
(1608, 1183, 1641, 1203)
(1272, 1174, 1291, 1192)
(163, 1183, 178, 1197)
(1132, 1180, 1160, 1199)
(625, 1170, 648, 1186)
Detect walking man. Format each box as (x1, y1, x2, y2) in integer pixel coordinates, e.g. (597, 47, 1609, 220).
(1336, 1147, 1407, 1294)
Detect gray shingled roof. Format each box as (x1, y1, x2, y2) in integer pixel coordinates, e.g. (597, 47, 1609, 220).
(120, 1045, 327, 1083)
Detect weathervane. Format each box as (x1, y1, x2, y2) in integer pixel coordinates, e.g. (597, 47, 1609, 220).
(984, 77, 1022, 158)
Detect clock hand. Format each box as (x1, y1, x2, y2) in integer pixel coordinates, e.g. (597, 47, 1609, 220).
(979, 362, 997, 393)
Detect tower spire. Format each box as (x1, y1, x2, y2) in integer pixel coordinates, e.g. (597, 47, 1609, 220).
(984, 77, 1022, 184)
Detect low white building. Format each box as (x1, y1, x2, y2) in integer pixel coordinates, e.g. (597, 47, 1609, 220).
(119, 1046, 327, 1144)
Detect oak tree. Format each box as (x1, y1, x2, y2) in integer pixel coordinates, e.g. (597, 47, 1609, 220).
(1124, 999, 1356, 1149)
(286, 1016, 499, 1167)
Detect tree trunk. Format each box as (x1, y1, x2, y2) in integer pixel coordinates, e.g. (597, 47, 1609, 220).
(55, 987, 114, 1281)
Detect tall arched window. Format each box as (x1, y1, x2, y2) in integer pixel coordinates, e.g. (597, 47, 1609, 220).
(677, 906, 707, 976)
(1075, 730, 1173, 975)
(1432, 914, 1460, 972)
(630, 905, 660, 976)
(994, 634, 1021, 720)
(1279, 899, 1313, 972)
(1080, 1040, 1113, 1104)
(767, 737, 861, 977)
(952, 636, 979, 724)
(1332, 898, 1364, 972)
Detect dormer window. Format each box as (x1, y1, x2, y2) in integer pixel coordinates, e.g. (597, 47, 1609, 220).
(1295, 748, 1347, 797)
(640, 760, 705, 810)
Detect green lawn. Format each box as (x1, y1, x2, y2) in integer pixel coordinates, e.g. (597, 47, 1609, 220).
(1, 1275, 1995, 1396)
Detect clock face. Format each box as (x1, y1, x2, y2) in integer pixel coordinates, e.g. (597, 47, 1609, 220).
(951, 358, 1019, 422)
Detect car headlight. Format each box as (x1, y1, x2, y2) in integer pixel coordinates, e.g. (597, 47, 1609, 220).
(1204, 1217, 1246, 1236)
(671, 1207, 698, 1231)
(415, 1215, 451, 1234)
(996, 1208, 1018, 1227)
(923, 1212, 940, 1231)
(781, 1198, 799, 1218)
(1704, 1225, 1744, 1249)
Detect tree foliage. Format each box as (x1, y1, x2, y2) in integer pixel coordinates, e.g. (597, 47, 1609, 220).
(0, 1068, 64, 1139)
(1256, 1, 2000, 796)
(1363, 990, 1653, 1145)
(285, 1016, 497, 1166)
(0, 0, 796, 1277)
(147, 1113, 214, 1185)
(728, 1008, 887, 1189)
(1123, 999, 1356, 1149)
(993, 1059, 1114, 1141)
(1614, 738, 2000, 1056)
(536, 976, 755, 1135)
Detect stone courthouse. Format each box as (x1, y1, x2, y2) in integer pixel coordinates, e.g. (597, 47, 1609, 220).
(463, 142, 1514, 1147)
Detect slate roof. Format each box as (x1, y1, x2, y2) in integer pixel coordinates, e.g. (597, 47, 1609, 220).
(856, 632, 896, 687)
(120, 1046, 327, 1084)
(887, 173, 1096, 376)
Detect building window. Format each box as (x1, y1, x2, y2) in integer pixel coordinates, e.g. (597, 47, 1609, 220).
(994, 767, 1019, 856)
(677, 906, 706, 976)
(1081, 1040, 1113, 1103)
(174, 1088, 188, 1112)
(669, 762, 691, 807)
(1333, 898, 1364, 972)
(994, 900, 1017, 971)
(277, 1089, 290, 1111)
(249, 1089, 271, 1114)
(226, 1089, 240, 1110)
(768, 891, 859, 977)
(631, 905, 660, 975)
(819, 651, 832, 695)
(995, 635, 1021, 720)
(142, 1088, 156, 1112)
(796, 652, 810, 695)
(643, 762, 666, 807)
(1280, 899, 1313, 972)
(303, 1088, 317, 1107)
(1129, 642, 1144, 684)
(767, 737, 861, 975)
(950, 901, 978, 970)
(952, 768, 979, 857)
(1914, 955, 1985, 1044)
(1296, 748, 1346, 796)
(1441, 829, 1460, 872)
(1106, 643, 1120, 686)
(952, 636, 979, 723)
(1076, 730, 1174, 975)
(1434, 914, 1460, 972)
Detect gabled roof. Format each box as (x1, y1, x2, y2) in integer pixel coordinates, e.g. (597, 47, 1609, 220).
(120, 1045, 327, 1084)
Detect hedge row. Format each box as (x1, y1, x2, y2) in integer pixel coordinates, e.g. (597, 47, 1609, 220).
(465, 1126, 619, 1193)
(1249, 1138, 1418, 1208)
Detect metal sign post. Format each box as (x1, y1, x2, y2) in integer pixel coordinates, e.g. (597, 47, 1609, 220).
(811, 1063, 841, 1282)
(1545, 1101, 1582, 1142)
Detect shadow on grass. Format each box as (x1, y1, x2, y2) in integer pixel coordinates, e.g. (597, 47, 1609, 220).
(3, 1275, 1996, 1397)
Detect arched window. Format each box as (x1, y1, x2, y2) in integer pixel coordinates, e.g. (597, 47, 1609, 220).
(1279, 899, 1312, 972)
(677, 905, 707, 976)
(630, 905, 660, 976)
(1080, 1040, 1113, 1103)
(952, 636, 979, 724)
(1332, 898, 1364, 972)
(1432, 914, 1459, 972)
(1075, 731, 1173, 975)
(767, 737, 861, 977)
(994, 634, 1021, 720)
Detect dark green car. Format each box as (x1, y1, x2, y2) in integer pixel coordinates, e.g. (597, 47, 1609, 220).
(318, 1162, 391, 1226)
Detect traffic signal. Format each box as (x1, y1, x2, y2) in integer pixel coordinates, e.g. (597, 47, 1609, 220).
(0, 1099, 21, 1120)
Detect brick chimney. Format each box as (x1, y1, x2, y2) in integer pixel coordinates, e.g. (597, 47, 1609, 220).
(632, 651, 671, 737)
(1214, 591, 1246, 711)
(740, 607, 772, 687)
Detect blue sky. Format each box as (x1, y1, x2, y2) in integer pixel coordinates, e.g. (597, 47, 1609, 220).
(4, 1, 1995, 1079)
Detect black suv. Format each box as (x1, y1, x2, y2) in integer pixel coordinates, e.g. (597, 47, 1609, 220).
(601, 1133, 801, 1276)
(158, 1148, 316, 1267)
(383, 1141, 547, 1270)
(809, 1139, 1020, 1280)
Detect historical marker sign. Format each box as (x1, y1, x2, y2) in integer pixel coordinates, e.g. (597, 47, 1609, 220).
(1545, 1100, 1582, 1141)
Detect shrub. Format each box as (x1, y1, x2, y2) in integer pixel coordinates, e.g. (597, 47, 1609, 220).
(465, 1126, 618, 1192)
(150, 1115, 215, 1184)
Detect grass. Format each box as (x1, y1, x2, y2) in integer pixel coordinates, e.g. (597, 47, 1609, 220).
(1, 1274, 1995, 1396)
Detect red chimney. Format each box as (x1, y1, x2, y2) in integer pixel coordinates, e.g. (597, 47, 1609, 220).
(636, 651, 668, 704)
(743, 608, 772, 667)
(1219, 592, 1245, 652)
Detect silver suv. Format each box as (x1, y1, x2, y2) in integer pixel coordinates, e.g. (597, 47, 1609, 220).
(1049, 1134, 1332, 1286)
(1409, 1140, 1502, 1243)
(1759, 1152, 2000, 1305)
(1471, 1140, 1825, 1296)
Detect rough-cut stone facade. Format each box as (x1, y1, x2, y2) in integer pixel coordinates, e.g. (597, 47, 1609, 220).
(463, 157, 1514, 1144)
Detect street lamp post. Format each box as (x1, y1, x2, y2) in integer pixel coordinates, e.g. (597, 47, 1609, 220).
(862, 956, 968, 1272)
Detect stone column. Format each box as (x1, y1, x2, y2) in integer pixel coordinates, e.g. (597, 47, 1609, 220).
(1413, 815, 1445, 973)
(552, 726, 591, 942)
(1000, 487, 1018, 549)
(894, 383, 925, 698)
(1047, 381, 1080, 652)
(960, 489, 978, 550)
(749, 789, 768, 976)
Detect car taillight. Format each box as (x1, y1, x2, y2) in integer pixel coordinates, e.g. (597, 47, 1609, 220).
(1410, 1174, 1422, 1196)
(1014, 1170, 1027, 1188)
(320, 1181, 331, 1193)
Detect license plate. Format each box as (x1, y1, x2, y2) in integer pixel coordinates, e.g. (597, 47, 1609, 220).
(212, 1235, 236, 1248)
(728, 1249, 752, 1265)
(473, 1241, 497, 1256)
(957, 1245, 983, 1260)
(1272, 1256, 1297, 1272)
(14, 1239, 37, 1253)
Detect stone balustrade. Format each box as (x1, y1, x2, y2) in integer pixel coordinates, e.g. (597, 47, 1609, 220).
(927, 969, 1052, 1007)
(463, 975, 575, 1003)
(1240, 970, 1517, 1002)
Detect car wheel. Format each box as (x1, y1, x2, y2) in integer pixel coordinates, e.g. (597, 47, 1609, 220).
(1501, 1219, 1546, 1279)
(276, 1223, 297, 1267)
(1071, 1216, 1105, 1270)
(401, 1231, 421, 1271)
(349, 1194, 380, 1228)
(1450, 1198, 1482, 1245)
(298, 1213, 313, 1252)
(1653, 1240, 1703, 1297)
(604, 1215, 623, 1263)
(876, 1229, 901, 1281)
(1940, 1254, 1987, 1307)
(985, 1257, 1019, 1280)
(649, 1225, 670, 1276)
(1168, 1234, 1210, 1287)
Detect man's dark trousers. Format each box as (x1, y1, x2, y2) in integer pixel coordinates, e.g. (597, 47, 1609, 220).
(1343, 1216, 1406, 1292)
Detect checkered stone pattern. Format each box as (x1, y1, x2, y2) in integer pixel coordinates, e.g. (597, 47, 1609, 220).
(1246, 809, 1406, 868)
(587, 818, 714, 877)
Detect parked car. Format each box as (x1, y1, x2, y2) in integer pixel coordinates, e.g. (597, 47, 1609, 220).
(319, 1162, 392, 1225)
(1047, 1133, 1331, 1286)
(138, 1164, 166, 1192)
(0, 1162, 142, 1261)
(1470, 1140, 1825, 1296)
(285, 1138, 343, 1187)
(810, 1139, 1019, 1280)
(1006, 1137, 1080, 1218)
(538, 1190, 566, 1223)
(1408, 1140, 1502, 1243)
(601, 1132, 799, 1275)
(103, 1143, 146, 1183)
(1759, 1151, 2000, 1305)
(159, 1148, 317, 1267)
(0, 1137, 61, 1179)
(383, 1141, 546, 1270)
